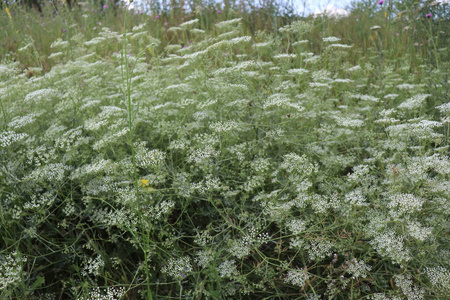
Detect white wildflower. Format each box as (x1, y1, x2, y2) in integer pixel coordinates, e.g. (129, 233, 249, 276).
(147, 200, 175, 220)
(396, 83, 417, 90)
(323, 36, 341, 42)
(304, 55, 321, 64)
(281, 153, 318, 175)
(333, 78, 354, 83)
(135, 147, 166, 168)
(346, 259, 372, 278)
(309, 82, 331, 88)
(24, 163, 71, 183)
(84, 36, 106, 46)
(187, 146, 220, 164)
(190, 28, 205, 34)
(394, 274, 425, 300)
(180, 19, 199, 28)
(425, 266, 450, 293)
(92, 128, 129, 150)
(371, 231, 411, 264)
(345, 189, 368, 206)
(310, 194, 330, 214)
(196, 250, 214, 268)
(436, 102, 450, 113)
(398, 94, 431, 110)
(347, 65, 361, 72)
(215, 18, 242, 29)
(263, 93, 290, 109)
(165, 45, 182, 52)
(81, 255, 104, 277)
(218, 30, 239, 39)
(369, 294, 401, 300)
(406, 221, 432, 241)
(0, 252, 27, 291)
(286, 219, 307, 234)
(349, 94, 380, 102)
(210, 120, 240, 132)
(292, 40, 309, 46)
(71, 159, 114, 179)
(327, 43, 353, 49)
(386, 122, 443, 141)
(253, 42, 272, 49)
(48, 52, 64, 59)
(387, 193, 425, 218)
(274, 53, 297, 59)
(384, 93, 399, 100)
(50, 38, 69, 50)
(229, 240, 250, 259)
(290, 21, 314, 34)
(183, 49, 208, 60)
(82, 287, 126, 300)
(165, 83, 190, 91)
(229, 36, 251, 44)
(285, 269, 310, 287)
(98, 27, 121, 40)
(287, 68, 308, 75)
(307, 240, 333, 261)
(162, 256, 192, 280)
(0, 131, 29, 147)
(194, 231, 213, 247)
(167, 26, 183, 32)
(335, 117, 364, 128)
(218, 260, 238, 278)
(24, 88, 59, 103)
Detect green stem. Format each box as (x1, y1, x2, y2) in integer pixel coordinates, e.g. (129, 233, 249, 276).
(121, 5, 153, 299)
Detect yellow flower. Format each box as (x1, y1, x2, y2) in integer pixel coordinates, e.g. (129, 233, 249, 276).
(139, 179, 149, 186)
(139, 179, 156, 192)
(5, 7, 12, 20)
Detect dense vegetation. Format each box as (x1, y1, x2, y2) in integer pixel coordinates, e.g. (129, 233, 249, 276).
(1, 0, 449, 299)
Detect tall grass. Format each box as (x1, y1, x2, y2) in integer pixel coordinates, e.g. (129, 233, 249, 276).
(0, 0, 449, 299)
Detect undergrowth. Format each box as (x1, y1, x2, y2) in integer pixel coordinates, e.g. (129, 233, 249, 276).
(0, 0, 449, 299)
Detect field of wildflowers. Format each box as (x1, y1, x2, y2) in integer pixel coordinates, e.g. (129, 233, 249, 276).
(0, 0, 449, 299)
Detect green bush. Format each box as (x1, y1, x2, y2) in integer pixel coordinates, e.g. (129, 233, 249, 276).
(0, 0, 449, 299)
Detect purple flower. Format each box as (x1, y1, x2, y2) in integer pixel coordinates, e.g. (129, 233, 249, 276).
(377, 0, 384, 4)
(426, 13, 432, 18)
(102, 5, 108, 9)
(155, 15, 160, 19)
(216, 10, 221, 13)
(62, 29, 67, 33)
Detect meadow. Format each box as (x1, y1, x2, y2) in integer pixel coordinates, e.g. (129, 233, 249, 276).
(0, 0, 449, 299)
